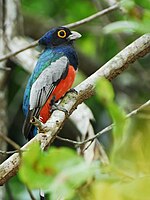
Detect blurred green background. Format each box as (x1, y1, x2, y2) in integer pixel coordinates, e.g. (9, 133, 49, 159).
(5, 0, 150, 199)
(8, 0, 150, 145)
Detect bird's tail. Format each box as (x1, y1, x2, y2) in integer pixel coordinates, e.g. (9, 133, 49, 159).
(40, 189, 45, 200)
(22, 108, 40, 139)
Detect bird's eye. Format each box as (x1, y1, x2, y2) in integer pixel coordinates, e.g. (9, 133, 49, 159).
(57, 30, 67, 38)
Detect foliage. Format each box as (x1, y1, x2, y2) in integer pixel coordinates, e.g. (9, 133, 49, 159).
(96, 78, 126, 153)
(19, 144, 98, 199)
(5, 176, 39, 200)
(104, 0, 150, 34)
(18, 78, 150, 199)
(6, 0, 150, 199)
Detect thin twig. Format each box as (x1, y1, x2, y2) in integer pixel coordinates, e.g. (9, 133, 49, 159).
(65, 3, 119, 28)
(0, 150, 21, 155)
(56, 125, 113, 146)
(56, 99, 150, 145)
(26, 187, 36, 200)
(0, 4, 119, 63)
(0, 133, 22, 157)
(0, 133, 20, 150)
(126, 100, 150, 118)
(0, 40, 38, 62)
(56, 136, 82, 145)
(82, 140, 94, 152)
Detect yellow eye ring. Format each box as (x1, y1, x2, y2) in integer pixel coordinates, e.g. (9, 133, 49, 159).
(57, 30, 67, 38)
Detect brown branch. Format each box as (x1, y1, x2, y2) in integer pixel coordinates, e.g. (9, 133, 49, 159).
(0, 133, 20, 151)
(0, 34, 150, 185)
(0, 4, 119, 63)
(56, 99, 150, 145)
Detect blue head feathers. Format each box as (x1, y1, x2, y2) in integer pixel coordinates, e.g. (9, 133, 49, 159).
(39, 27, 81, 47)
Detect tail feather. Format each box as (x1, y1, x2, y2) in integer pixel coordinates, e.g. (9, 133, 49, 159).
(40, 189, 45, 200)
(22, 108, 40, 139)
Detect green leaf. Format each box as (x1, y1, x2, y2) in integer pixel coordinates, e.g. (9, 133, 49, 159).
(49, 161, 98, 200)
(120, 0, 135, 12)
(96, 78, 126, 141)
(103, 14, 150, 34)
(19, 143, 83, 188)
(92, 176, 150, 200)
(96, 77, 114, 104)
(5, 176, 40, 200)
(119, 176, 150, 200)
(135, 0, 150, 9)
(19, 143, 98, 199)
(103, 21, 139, 34)
(92, 181, 123, 200)
(19, 142, 54, 188)
(111, 114, 150, 175)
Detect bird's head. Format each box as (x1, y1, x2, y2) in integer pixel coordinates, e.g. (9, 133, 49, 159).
(39, 27, 81, 47)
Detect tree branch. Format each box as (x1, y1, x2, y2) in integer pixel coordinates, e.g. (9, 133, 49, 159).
(0, 40, 38, 63)
(0, 134, 20, 151)
(56, 99, 150, 145)
(0, 150, 21, 155)
(0, 133, 22, 157)
(0, 33, 150, 185)
(65, 3, 119, 28)
(0, 4, 119, 63)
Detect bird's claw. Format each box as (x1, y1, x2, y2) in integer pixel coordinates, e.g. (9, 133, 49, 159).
(50, 104, 69, 116)
(50, 96, 68, 116)
(67, 88, 78, 95)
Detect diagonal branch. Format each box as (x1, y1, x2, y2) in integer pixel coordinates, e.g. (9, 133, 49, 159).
(0, 4, 119, 63)
(65, 3, 119, 28)
(0, 40, 38, 63)
(0, 133, 21, 151)
(0, 33, 150, 185)
(56, 99, 150, 145)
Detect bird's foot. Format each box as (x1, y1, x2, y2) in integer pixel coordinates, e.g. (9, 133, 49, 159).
(50, 96, 68, 116)
(51, 104, 68, 116)
(66, 88, 78, 95)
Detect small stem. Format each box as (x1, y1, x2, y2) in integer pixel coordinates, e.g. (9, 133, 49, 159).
(65, 4, 119, 28)
(0, 133, 22, 156)
(0, 133, 20, 150)
(56, 99, 150, 145)
(0, 150, 23, 155)
(0, 40, 38, 62)
(26, 186, 36, 200)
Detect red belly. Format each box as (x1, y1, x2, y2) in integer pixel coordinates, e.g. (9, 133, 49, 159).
(40, 65, 76, 123)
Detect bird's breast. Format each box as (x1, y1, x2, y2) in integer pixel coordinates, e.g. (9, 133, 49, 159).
(40, 65, 76, 123)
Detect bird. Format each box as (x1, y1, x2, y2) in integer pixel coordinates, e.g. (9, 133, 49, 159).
(22, 27, 81, 141)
